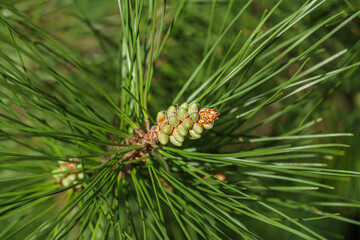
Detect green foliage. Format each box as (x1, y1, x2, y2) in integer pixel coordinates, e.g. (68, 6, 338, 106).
(0, 0, 359, 239)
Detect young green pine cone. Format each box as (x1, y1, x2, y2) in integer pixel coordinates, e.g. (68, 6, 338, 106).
(150, 102, 219, 147)
(52, 161, 84, 190)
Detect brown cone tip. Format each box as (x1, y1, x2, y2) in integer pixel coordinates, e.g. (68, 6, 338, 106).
(199, 108, 219, 125)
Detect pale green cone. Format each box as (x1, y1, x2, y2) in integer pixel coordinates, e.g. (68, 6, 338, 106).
(61, 177, 72, 187)
(77, 172, 84, 180)
(190, 112, 199, 122)
(167, 105, 177, 117)
(188, 103, 199, 113)
(177, 108, 187, 120)
(67, 174, 77, 182)
(177, 124, 188, 136)
(189, 129, 201, 139)
(170, 135, 182, 146)
(179, 102, 189, 109)
(173, 130, 184, 143)
(169, 115, 179, 127)
(182, 118, 193, 130)
(161, 123, 172, 135)
(193, 123, 203, 134)
(158, 132, 169, 145)
(156, 111, 166, 123)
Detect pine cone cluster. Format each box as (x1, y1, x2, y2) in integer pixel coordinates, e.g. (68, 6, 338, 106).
(52, 160, 84, 189)
(148, 102, 219, 147)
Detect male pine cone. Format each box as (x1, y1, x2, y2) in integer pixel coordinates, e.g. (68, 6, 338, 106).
(148, 103, 219, 147)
